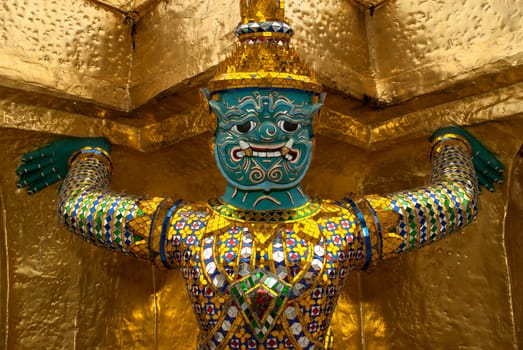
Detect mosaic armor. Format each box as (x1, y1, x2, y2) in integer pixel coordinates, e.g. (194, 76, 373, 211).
(57, 136, 478, 350)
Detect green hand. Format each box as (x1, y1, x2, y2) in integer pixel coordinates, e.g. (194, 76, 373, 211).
(431, 126, 504, 191)
(17, 137, 111, 194)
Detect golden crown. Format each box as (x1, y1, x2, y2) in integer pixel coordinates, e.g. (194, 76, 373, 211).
(208, 0, 322, 93)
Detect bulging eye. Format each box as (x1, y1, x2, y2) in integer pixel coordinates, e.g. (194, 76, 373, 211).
(232, 121, 257, 134)
(277, 120, 300, 133)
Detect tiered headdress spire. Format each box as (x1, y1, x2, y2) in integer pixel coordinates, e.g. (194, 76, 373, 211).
(208, 0, 322, 93)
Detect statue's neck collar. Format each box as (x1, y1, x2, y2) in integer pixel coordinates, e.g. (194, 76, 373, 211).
(208, 196, 322, 223)
(220, 184, 309, 211)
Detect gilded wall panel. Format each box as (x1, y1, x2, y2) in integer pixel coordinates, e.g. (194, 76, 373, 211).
(286, 0, 372, 99)
(129, 0, 239, 108)
(0, 0, 134, 109)
(369, 0, 523, 104)
(1, 0, 522, 110)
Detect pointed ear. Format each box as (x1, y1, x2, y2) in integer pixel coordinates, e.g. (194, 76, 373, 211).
(309, 102, 323, 115)
(208, 99, 225, 118)
(199, 88, 212, 114)
(311, 93, 326, 134)
(201, 88, 225, 115)
(319, 92, 327, 104)
(200, 88, 211, 102)
(200, 88, 218, 132)
(200, 88, 226, 119)
(309, 92, 326, 116)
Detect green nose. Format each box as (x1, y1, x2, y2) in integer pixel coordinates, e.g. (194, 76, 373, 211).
(259, 121, 278, 140)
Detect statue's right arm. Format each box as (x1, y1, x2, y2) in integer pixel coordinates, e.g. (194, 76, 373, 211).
(346, 127, 503, 269)
(17, 138, 180, 269)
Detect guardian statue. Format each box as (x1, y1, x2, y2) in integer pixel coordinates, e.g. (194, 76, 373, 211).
(16, 1, 503, 349)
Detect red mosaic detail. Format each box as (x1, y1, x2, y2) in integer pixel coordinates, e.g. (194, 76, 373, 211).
(226, 238, 239, 247)
(249, 287, 274, 321)
(312, 287, 322, 299)
(326, 222, 337, 231)
(340, 219, 351, 229)
(267, 337, 278, 348)
(307, 322, 319, 333)
(310, 305, 321, 317)
(191, 221, 203, 230)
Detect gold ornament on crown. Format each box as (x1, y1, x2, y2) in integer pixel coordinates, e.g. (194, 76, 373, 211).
(208, 0, 322, 93)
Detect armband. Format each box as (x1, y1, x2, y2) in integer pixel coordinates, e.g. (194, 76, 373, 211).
(429, 133, 471, 160)
(68, 147, 113, 174)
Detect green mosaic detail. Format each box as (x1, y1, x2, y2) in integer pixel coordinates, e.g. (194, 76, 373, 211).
(448, 183, 473, 224)
(229, 269, 291, 340)
(433, 186, 456, 233)
(419, 191, 439, 242)
(79, 192, 97, 239)
(397, 194, 418, 250)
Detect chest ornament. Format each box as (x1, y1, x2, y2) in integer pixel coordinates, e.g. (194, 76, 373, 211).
(229, 269, 291, 341)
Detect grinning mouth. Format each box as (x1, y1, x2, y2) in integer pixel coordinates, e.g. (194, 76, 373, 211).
(231, 139, 299, 161)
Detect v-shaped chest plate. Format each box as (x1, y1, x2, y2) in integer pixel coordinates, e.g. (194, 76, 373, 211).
(167, 200, 361, 345)
(200, 221, 328, 340)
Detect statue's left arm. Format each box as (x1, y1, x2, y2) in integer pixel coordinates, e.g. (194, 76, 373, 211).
(17, 138, 181, 269)
(345, 127, 503, 266)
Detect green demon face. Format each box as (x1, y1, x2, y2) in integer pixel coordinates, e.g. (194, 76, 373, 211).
(206, 88, 323, 192)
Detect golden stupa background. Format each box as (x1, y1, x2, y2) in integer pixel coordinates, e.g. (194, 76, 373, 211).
(0, 0, 522, 349)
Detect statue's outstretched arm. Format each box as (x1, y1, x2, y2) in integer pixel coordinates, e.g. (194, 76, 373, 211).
(17, 138, 179, 268)
(356, 127, 503, 264)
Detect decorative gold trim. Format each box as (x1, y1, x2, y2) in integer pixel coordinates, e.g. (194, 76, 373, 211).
(209, 44, 322, 93)
(68, 147, 113, 174)
(208, 198, 322, 223)
(429, 133, 472, 160)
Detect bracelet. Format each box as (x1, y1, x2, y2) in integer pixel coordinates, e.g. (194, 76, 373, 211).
(361, 197, 383, 260)
(160, 200, 181, 269)
(343, 196, 373, 271)
(149, 198, 176, 270)
(68, 147, 113, 174)
(429, 133, 471, 160)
